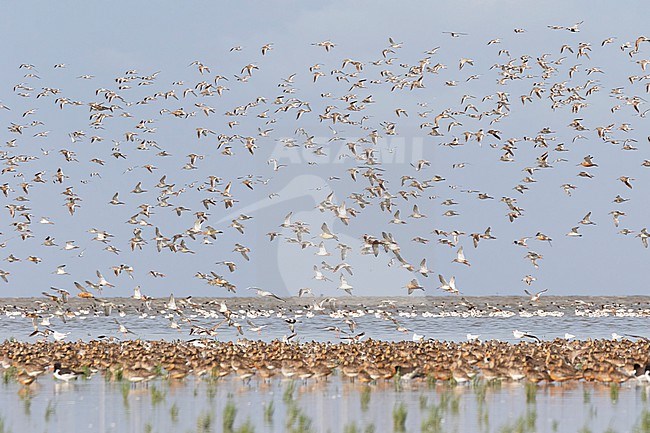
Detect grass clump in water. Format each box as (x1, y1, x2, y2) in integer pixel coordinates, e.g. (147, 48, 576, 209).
(477, 400, 489, 430)
(197, 411, 213, 433)
(115, 368, 124, 381)
(80, 366, 92, 379)
(223, 400, 236, 433)
(393, 402, 407, 433)
(525, 383, 537, 405)
(421, 402, 443, 433)
(120, 382, 130, 408)
(610, 383, 619, 403)
(450, 394, 460, 416)
(44, 400, 55, 422)
(283, 381, 296, 404)
(206, 383, 217, 401)
(22, 395, 31, 417)
(360, 386, 371, 412)
(2, 367, 17, 385)
(419, 395, 428, 410)
(169, 402, 179, 423)
(235, 418, 255, 433)
(285, 403, 313, 433)
(634, 409, 650, 433)
(474, 381, 487, 404)
(263, 400, 274, 425)
(149, 384, 165, 406)
(497, 409, 537, 433)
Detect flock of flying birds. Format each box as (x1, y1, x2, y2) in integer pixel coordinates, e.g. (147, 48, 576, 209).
(1, 21, 650, 303)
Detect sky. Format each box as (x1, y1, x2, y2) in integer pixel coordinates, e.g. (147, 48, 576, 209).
(0, 1, 649, 298)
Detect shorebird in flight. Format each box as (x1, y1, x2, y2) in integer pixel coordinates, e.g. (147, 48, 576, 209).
(438, 274, 458, 294)
(524, 288, 548, 302)
(405, 279, 424, 295)
(248, 287, 285, 302)
(513, 330, 541, 343)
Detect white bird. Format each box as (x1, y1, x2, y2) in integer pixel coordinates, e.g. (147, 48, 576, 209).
(452, 247, 470, 266)
(319, 223, 339, 241)
(52, 330, 69, 341)
(246, 319, 267, 334)
(248, 287, 285, 301)
(53, 265, 68, 275)
(53, 363, 81, 382)
(315, 242, 331, 256)
(579, 212, 596, 225)
(417, 259, 430, 277)
(96, 271, 115, 288)
(338, 275, 354, 295)
(389, 210, 406, 224)
(313, 265, 331, 282)
(280, 212, 293, 228)
(133, 286, 143, 300)
(636, 370, 650, 383)
(513, 330, 541, 342)
(438, 274, 458, 294)
(522, 275, 536, 286)
(115, 319, 134, 335)
(63, 241, 79, 251)
(298, 288, 313, 297)
(524, 288, 548, 302)
(410, 205, 427, 219)
(165, 294, 178, 311)
(566, 226, 582, 237)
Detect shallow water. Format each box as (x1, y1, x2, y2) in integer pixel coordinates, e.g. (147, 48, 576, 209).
(2, 297, 650, 433)
(2, 296, 649, 343)
(0, 375, 648, 433)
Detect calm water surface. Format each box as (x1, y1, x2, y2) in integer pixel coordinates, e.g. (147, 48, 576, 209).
(0, 376, 648, 433)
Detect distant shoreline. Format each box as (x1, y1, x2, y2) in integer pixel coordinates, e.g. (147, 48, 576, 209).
(1, 295, 649, 309)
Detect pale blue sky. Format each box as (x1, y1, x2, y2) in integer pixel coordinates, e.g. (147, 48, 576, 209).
(0, 1, 648, 298)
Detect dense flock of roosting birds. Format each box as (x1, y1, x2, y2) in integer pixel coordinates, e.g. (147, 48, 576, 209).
(1, 339, 649, 386)
(1, 292, 650, 386)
